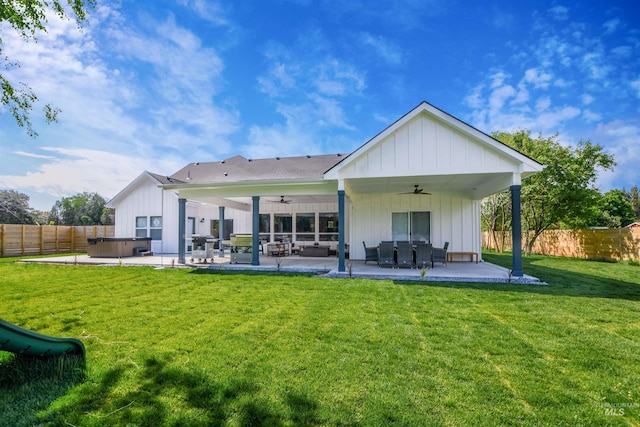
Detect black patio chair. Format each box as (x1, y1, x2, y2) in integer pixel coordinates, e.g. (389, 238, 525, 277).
(363, 241, 378, 264)
(415, 242, 432, 269)
(432, 242, 449, 266)
(378, 241, 395, 268)
(396, 241, 414, 268)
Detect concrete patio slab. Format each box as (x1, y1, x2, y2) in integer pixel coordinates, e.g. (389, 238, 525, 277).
(19, 253, 544, 284)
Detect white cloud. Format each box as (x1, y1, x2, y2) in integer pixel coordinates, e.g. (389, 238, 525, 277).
(631, 79, 640, 98)
(582, 109, 601, 122)
(582, 52, 611, 79)
(359, 32, 403, 65)
(12, 151, 57, 160)
(548, 5, 569, 21)
(489, 84, 516, 112)
(512, 83, 530, 104)
(536, 106, 581, 130)
(535, 97, 551, 112)
(523, 68, 552, 89)
(602, 18, 621, 34)
(594, 120, 640, 191)
(611, 45, 632, 58)
(1, 3, 241, 208)
(581, 94, 594, 105)
(0, 147, 184, 201)
(176, 0, 230, 26)
(490, 71, 509, 88)
(464, 85, 484, 109)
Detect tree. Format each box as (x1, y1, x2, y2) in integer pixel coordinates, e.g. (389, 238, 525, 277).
(628, 186, 640, 220)
(0, 190, 37, 224)
(481, 192, 511, 252)
(1, 0, 96, 137)
(594, 190, 636, 228)
(492, 130, 615, 255)
(48, 192, 108, 225)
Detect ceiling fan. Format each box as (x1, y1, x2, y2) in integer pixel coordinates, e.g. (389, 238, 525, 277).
(268, 196, 292, 204)
(398, 185, 431, 195)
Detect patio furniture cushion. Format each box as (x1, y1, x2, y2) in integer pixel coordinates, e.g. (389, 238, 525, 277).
(299, 245, 330, 257)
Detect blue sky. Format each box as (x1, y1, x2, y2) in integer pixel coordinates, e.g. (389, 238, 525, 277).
(1, 0, 639, 210)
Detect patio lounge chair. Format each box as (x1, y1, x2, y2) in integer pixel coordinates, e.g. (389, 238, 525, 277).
(432, 242, 449, 266)
(363, 241, 378, 264)
(415, 242, 432, 269)
(396, 241, 413, 268)
(378, 241, 395, 268)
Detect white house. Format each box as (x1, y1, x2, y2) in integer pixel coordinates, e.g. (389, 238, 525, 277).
(107, 101, 543, 275)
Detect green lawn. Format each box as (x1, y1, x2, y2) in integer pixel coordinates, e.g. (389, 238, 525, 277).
(1, 254, 639, 426)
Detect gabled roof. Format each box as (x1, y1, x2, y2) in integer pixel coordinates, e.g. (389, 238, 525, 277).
(106, 171, 176, 207)
(325, 100, 544, 179)
(169, 154, 346, 184)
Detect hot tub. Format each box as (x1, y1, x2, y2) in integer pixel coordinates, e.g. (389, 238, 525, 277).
(86, 237, 152, 257)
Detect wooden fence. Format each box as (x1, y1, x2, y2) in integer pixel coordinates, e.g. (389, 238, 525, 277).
(482, 228, 640, 261)
(0, 224, 115, 257)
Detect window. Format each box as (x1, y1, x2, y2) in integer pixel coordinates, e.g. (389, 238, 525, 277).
(274, 213, 292, 242)
(296, 213, 315, 241)
(150, 216, 162, 240)
(392, 211, 430, 243)
(135, 216, 162, 240)
(259, 214, 270, 233)
(135, 216, 147, 238)
(319, 213, 338, 241)
(259, 214, 271, 242)
(211, 219, 234, 240)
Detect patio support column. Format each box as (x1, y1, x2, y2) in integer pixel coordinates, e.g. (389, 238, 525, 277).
(218, 206, 225, 257)
(252, 196, 260, 266)
(510, 184, 523, 277)
(338, 188, 346, 272)
(178, 198, 186, 264)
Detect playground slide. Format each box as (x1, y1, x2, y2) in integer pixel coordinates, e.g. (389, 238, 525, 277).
(0, 318, 85, 360)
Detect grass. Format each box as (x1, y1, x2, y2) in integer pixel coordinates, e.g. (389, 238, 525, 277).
(0, 254, 639, 426)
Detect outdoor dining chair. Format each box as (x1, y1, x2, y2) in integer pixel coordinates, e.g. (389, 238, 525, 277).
(378, 241, 395, 268)
(432, 241, 449, 266)
(362, 241, 379, 264)
(396, 241, 413, 268)
(415, 242, 432, 269)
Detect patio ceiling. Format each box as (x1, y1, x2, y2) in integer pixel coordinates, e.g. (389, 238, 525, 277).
(345, 171, 518, 199)
(169, 170, 516, 208)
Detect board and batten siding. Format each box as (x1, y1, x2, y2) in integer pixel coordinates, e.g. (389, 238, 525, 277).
(343, 113, 517, 179)
(349, 192, 481, 260)
(113, 177, 179, 253)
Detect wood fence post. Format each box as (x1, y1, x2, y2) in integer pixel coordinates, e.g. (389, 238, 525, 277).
(1, 224, 5, 257)
(21, 225, 25, 256)
(40, 226, 44, 255)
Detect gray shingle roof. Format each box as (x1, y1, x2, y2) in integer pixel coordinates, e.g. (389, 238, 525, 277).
(147, 172, 186, 185)
(169, 154, 346, 184)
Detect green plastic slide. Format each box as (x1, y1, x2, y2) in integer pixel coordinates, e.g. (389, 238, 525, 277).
(0, 318, 85, 360)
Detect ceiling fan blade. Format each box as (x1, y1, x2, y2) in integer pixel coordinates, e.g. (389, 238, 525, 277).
(267, 196, 291, 203)
(398, 185, 430, 195)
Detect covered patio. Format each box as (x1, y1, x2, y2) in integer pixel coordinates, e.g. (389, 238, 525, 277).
(106, 102, 544, 280)
(20, 253, 544, 284)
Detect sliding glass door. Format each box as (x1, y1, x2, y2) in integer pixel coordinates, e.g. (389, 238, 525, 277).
(392, 211, 431, 243)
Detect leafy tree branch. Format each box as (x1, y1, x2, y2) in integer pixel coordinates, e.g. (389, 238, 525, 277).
(0, 0, 95, 137)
